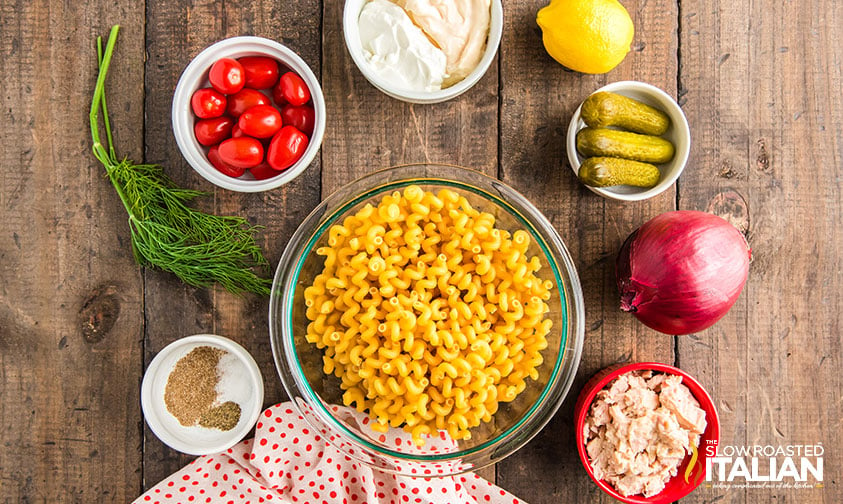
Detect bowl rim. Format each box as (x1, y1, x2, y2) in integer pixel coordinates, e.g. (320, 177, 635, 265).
(269, 163, 585, 469)
(342, 0, 503, 104)
(140, 334, 265, 456)
(171, 35, 326, 192)
(566, 80, 691, 202)
(573, 361, 721, 503)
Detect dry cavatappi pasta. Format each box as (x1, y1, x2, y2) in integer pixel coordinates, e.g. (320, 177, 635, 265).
(303, 186, 553, 445)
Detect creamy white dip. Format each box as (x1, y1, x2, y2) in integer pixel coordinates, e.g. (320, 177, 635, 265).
(358, 0, 448, 92)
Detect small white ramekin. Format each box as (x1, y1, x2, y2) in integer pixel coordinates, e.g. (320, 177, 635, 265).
(141, 334, 264, 456)
(567, 81, 691, 202)
(172, 36, 325, 192)
(343, 0, 503, 104)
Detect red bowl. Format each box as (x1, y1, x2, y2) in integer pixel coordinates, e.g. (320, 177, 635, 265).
(574, 362, 720, 503)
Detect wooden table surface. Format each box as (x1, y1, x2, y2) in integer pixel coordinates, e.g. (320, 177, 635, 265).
(1, 0, 840, 502)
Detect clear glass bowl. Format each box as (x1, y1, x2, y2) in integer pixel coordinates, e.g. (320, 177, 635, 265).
(269, 164, 584, 475)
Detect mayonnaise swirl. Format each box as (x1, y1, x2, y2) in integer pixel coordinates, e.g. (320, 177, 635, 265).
(397, 0, 491, 86)
(358, 0, 448, 92)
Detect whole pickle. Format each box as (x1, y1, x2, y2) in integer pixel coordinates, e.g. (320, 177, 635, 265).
(578, 157, 661, 188)
(576, 127, 675, 164)
(581, 91, 670, 136)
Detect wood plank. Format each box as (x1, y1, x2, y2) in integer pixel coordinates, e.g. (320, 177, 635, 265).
(678, 0, 842, 502)
(0, 6, 145, 502)
(320, 0, 499, 483)
(497, 1, 678, 501)
(141, 0, 323, 489)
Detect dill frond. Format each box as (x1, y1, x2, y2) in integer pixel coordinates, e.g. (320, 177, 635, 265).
(90, 26, 272, 296)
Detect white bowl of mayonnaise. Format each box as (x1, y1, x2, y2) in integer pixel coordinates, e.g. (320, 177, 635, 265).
(343, 0, 503, 104)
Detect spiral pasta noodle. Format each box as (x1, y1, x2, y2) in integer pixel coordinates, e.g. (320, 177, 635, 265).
(304, 186, 552, 445)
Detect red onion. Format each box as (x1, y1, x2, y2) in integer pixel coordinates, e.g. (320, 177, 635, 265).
(616, 210, 751, 335)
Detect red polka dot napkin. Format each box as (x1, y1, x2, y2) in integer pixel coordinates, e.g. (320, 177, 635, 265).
(135, 402, 527, 504)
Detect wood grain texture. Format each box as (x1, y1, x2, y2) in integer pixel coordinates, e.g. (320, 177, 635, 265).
(0, 5, 145, 501)
(319, 0, 499, 482)
(141, 0, 323, 488)
(678, 0, 842, 501)
(496, 1, 678, 501)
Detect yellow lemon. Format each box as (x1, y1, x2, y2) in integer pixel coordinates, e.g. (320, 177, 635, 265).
(537, 0, 634, 74)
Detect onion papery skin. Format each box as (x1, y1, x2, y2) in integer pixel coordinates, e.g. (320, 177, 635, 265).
(616, 210, 751, 335)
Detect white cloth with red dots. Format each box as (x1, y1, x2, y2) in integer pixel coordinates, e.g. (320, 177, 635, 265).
(135, 402, 527, 504)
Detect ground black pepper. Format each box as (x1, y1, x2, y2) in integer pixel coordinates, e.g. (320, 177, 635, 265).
(199, 401, 242, 431)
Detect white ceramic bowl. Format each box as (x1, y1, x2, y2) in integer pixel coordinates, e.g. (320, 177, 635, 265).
(567, 81, 691, 202)
(141, 334, 264, 455)
(343, 0, 503, 104)
(172, 36, 326, 192)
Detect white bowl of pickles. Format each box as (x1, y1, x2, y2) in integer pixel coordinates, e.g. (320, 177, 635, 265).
(566, 81, 691, 202)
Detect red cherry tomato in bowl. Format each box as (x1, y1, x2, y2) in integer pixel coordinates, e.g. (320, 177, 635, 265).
(272, 84, 287, 107)
(238, 105, 283, 139)
(280, 105, 315, 136)
(249, 161, 278, 180)
(191, 88, 227, 118)
(275, 72, 311, 106)
(267, 125, 309, 171)
(217, 137, 264, 169)
(208, 58, 245, 94)
(226, 88, 272, 118)
(238, 56, 280, 89)
(207, 145, 246, 178)
(194, 116, 234, 146)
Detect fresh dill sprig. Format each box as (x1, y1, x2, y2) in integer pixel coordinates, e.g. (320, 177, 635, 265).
(89, 25, 272, 296)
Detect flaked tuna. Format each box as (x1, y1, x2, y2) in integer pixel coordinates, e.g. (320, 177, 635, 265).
(584, 370, 707, 498)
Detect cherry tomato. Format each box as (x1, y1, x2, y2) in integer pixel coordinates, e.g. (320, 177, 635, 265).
(238, 105, 283, 139)
(191, 88, 227, 119)
(238, 56, 280, 89)
(207, 145, 246, 178)
(249, 161, 278, 180)
(276, 72, 311, 106)
(218, 137, 264, 169)
(193, 116, 234, 146)
(231, 124, 271, 147)
(267, 125, 309, 171)
(280, 105, 315, 136)
(226, 88, 272, 118)
(272, 83, 287, 107)
(208, 58, 245, 94)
